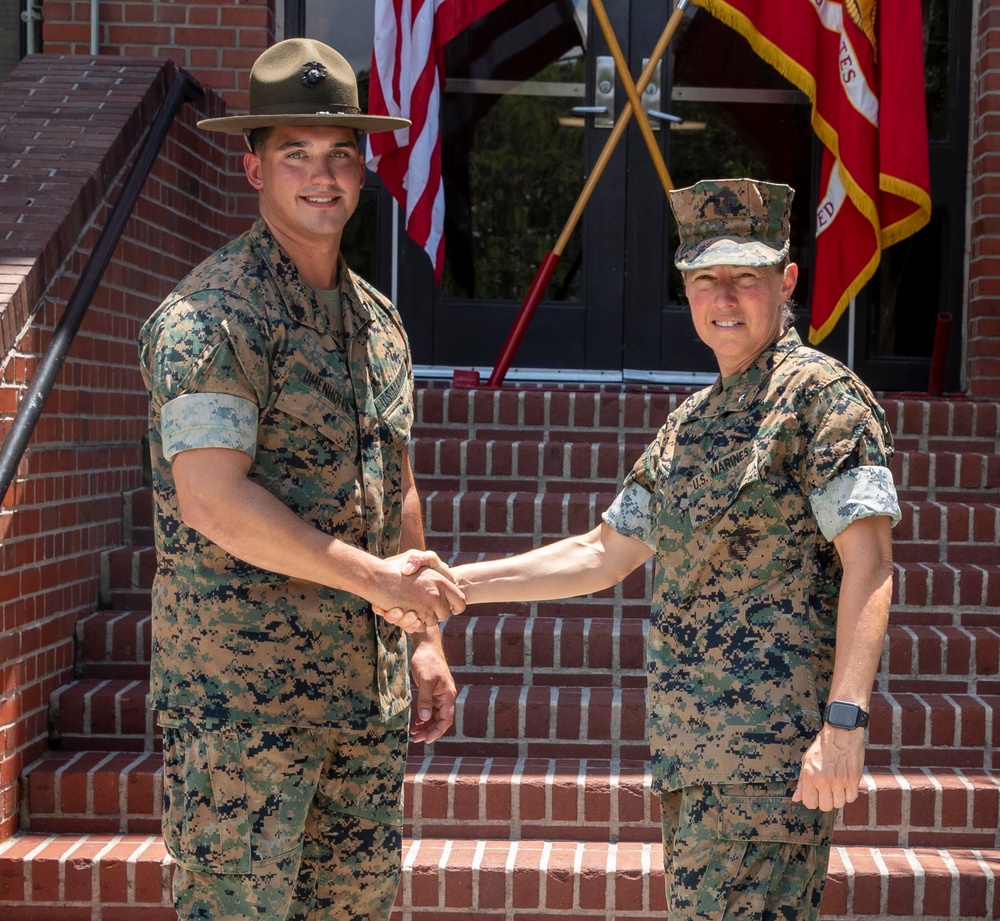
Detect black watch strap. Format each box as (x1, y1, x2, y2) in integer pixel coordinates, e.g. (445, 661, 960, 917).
(823, 700, 870, 730)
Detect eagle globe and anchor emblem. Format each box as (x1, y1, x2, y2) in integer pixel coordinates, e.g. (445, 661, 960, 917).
(300, 62, 328, 87)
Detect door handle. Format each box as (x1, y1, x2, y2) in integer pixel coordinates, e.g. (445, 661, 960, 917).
(647, 110, 684, 124)
(591, 56, 671, 130)
(593, 56, 615, 128)
(640, 58, 663, 130)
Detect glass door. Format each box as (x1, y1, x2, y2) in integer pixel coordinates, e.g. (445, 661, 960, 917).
(399, 0, 629, 374)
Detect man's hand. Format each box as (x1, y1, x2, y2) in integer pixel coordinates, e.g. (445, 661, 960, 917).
(371, 549, 464, 634)
(793, 724, 865, 811)
(409, 631, 457, 743)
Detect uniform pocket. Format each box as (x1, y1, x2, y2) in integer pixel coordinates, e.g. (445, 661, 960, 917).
(161, 722, 252, 874)
(719, 792, 831, 846)
(692, 791, 831, 920)
(273, 374, 358, 456)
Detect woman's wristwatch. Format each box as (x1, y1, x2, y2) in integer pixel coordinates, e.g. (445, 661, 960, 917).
(823, 700, 870, 730)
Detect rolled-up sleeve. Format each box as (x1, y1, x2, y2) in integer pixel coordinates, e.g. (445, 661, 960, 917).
(603, 481, 658, 549)
(809, 465, 901, 541)
(161, 393, 259, 462)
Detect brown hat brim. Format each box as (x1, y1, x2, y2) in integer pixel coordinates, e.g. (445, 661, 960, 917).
(197, 112, 411, 134)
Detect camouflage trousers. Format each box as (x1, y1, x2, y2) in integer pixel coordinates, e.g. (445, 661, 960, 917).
(159, 709, 409, 921)
(659, 781, 835, 921)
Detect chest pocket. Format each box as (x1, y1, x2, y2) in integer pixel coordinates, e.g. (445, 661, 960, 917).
(274, 375, 359, 455)
(685, 450, 798, 598)
(259, 374, 360, 521)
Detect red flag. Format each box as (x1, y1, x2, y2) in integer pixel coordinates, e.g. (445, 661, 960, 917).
(368, 0, 508, 283)
(694, 0, 932, 343)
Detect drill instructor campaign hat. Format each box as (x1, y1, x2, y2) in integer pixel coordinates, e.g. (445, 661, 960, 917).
(669, 178, 794, 270)
(197, 38, 410, 134)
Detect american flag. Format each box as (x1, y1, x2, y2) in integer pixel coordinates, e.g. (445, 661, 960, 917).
(367, 0, 508, 283)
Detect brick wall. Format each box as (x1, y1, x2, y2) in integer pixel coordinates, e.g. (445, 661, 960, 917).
(968, 2, 1000, 398)
(41, 0, 275, 227)
(0, 56, 231, 842)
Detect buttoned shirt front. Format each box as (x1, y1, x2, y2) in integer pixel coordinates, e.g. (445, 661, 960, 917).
(139, 218, 413, 728)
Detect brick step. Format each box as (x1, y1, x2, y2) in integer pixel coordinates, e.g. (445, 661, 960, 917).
(75, 610, 152, 679)
(3, 830, 998, 921)
(409, 436, 649, 495)
(27, 749, 997, 849)
(47, 678, 1000, 770)
(442, 616, 643, 689)
(22, 751, 164, 835)
(408, 761, 1000, 849)
(20, 752, 660, 842)
(100, 545, 155, 609)
(412, 386, 691, 443)
(890, 561, 1000, 614)
(412, 387, 1000, 451)
(422, 490, 1000, 563)
(890, 450, 1000, 502)
(94, 546, 1000, 625)
(877, 624, 1000, 695)
(0, 832, 174, 920)
(398, 838, 1000, 920)
(892, 500, 1000, 566)
(442, 688, 1000, 771)
(444, 617, 1000, 691)
(70, 610, 1000, 697)
(410, 436, 1000, 504)
(49, 680, 157, 753)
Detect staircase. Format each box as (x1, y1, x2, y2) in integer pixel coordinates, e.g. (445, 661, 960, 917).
(1, 384, 997, 920)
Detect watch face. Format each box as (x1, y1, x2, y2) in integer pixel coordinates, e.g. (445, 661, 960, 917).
(826, 701, 860, 728)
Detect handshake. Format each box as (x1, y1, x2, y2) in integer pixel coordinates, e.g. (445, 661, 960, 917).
(370, 549, 465, 634)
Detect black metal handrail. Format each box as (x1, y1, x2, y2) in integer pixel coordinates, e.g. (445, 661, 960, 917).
(0, 70, 201, 505)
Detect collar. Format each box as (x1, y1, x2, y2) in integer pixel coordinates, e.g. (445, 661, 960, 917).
(248, 217, 371, 336)
(684, 328, 803, 420)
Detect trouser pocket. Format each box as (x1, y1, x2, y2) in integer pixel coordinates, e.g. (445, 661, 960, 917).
(161, 720, 253, 874)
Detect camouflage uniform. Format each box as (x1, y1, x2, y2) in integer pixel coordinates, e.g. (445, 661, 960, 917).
(604, 328, 900, 920)
(139, 217, 414, 920)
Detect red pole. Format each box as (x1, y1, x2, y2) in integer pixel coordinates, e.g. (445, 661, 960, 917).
(486, 252, 561, 388)
(927, 312, 952, 396)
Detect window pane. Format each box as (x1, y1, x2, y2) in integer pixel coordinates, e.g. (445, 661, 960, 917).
(304, 3, 374, 75)
(866, 210, 946, 358)
(440, 55, 586, 301)
(923, 0, 950, 141)
(440, 2, 585, 301)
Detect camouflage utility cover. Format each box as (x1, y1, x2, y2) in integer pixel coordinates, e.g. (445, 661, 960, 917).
(609, 330, 895, 792)
(139, 218, 413, 728)
(670, 178, 793, 270)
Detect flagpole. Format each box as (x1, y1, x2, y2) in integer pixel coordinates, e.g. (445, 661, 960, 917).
(847, 297, 855, 369)
(484, 0, 689, 388)
(391, 195, 400, 307)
